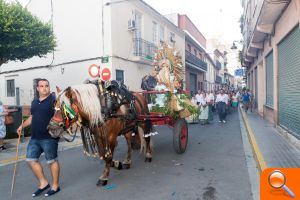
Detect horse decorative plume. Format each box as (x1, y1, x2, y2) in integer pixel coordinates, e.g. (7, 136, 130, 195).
(48, 82, 153, 186)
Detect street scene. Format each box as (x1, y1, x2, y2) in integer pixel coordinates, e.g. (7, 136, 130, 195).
(1, 0, 300, 200)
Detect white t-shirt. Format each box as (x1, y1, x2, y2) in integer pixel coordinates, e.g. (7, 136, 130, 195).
(215, 94, 229, 104)
(195, 93, 203, 103)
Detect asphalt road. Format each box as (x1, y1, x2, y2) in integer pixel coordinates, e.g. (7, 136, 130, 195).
(0, 110, 253, 200)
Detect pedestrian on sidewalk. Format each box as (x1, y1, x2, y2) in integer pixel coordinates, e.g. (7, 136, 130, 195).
(242, 89, 251, 113)
(0, 100, 8, 151)
(17, 79, 61, 197)
(215, 89, 229, 123)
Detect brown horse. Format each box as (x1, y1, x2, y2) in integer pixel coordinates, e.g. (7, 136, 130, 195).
(47, 83, 153, 186)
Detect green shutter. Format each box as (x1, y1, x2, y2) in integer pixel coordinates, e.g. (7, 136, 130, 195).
(265, 51, 274, 108)
(278, 25, 300, 138)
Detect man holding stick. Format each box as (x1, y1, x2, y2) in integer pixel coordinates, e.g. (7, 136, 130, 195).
(17, 79, 60, 197)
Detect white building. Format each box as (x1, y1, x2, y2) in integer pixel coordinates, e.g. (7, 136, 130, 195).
(0, 0, 185, 108)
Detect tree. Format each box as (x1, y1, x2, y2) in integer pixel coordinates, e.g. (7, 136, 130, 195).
(0, 0, 56, 66)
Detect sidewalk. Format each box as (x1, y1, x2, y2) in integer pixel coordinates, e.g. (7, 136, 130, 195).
(240, 107, 300, 170)
(0, 136, 82, 167)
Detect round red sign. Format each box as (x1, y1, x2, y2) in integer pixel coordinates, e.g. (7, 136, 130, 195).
(101, 68, 111, 81)
(88, 64, 100, 78)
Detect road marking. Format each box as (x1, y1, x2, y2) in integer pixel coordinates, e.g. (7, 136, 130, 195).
(0, 141, 82, 166)
(0, 155, 26, 165)
(240, 106, 267, 173)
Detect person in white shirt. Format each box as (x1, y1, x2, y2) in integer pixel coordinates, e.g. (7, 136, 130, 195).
(195, 90, 203, 105)
(215, 89, 229, 123)
(198, 92, 208, 125)
(206, 91, 215, 122)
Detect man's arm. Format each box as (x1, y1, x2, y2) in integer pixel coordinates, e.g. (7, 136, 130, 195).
(17, 115, 32, 136)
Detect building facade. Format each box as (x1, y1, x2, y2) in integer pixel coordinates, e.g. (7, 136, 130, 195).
(241, 0, 300, 138)
(0, 0, 185, 108)
(166, 14, 207, 94)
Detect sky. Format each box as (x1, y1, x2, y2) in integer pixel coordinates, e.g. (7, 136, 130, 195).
(143, 0, 244, 75)
(144, 0, 243, 44)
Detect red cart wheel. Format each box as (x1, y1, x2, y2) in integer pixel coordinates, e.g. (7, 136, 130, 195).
(173, 118, 188, 154)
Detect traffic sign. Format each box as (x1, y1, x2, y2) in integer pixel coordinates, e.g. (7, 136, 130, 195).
(235, 69, 244, 77)
(88, 64, 100, 78)
(101, 56, 109, 63)
(101, 68, 111, 81)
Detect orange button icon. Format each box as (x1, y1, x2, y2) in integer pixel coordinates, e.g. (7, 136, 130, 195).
(261, 168, 300, 200)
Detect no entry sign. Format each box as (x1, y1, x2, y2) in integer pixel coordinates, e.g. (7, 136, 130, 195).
(101, 68, 111, 81)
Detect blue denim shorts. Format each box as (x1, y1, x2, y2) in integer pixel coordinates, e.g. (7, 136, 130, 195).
(26, 139, 58, 164)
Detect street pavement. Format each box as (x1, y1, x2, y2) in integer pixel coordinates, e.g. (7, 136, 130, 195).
(0, 110, 253, 200)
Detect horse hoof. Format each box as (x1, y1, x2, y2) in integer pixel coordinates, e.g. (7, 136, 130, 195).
(122, 163, 131, 169)
(96, 179, 108, 187)
(145, 157, 152, 162)
(117, 162, 123, 170)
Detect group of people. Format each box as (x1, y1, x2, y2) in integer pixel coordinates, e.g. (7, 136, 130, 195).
(191, 89, 244, 124)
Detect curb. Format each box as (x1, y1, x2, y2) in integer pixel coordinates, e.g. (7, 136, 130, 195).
(239, 106, 267, 173)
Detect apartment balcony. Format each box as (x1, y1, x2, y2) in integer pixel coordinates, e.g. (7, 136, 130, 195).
(133, 38, 157, 63)
(185, 50, 207, 71)
(243, 0, 290, 66)
(215, 75, 222, 84)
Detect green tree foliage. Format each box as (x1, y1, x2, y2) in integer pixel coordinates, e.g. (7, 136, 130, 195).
(0, 0, 56, 66)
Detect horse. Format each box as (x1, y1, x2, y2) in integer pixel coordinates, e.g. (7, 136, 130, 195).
(47, 83, 153, 186)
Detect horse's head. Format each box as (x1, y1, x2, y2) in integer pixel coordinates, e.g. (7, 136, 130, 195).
(48, 84, 104, 138)
(48, 86, 81, 138)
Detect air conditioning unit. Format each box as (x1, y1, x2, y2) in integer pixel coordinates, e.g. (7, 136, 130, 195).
(128, 19, 136, 31)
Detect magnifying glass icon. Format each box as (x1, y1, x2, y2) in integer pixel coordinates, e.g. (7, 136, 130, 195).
(268, 170, 296, 198)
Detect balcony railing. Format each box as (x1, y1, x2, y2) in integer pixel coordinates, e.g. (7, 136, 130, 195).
(185, 50, 207, 71)
(133, 38, 157, 61)
(215, 75, 222, 84)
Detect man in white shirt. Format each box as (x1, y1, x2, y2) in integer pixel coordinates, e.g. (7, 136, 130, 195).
(195, 90, 203, 105)
(215, 89, 229, 123)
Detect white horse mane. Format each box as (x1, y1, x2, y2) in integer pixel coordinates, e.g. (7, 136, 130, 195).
(60, 84, 104, 126)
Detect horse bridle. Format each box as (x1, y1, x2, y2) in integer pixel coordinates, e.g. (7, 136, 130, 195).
(51, 100, 82, 142)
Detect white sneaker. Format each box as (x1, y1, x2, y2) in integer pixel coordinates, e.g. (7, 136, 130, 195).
(219, 121, 222, 123)
(223, 120, 226, 123)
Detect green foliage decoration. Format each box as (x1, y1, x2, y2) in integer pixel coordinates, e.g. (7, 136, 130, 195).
(0, 0, 56, 65)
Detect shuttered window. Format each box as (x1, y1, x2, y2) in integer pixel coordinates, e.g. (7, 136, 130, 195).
(6, 79, 15, 97)
(265, 51, 274, 108)
(278, 25, 300, 137)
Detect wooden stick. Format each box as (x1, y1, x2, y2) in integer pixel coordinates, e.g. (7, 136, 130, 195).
(10, 123, 22, 197)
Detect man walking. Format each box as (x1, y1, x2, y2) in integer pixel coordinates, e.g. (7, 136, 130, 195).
(17, 79, 60, 197)
(215, 89, 229, 123)
(242, 89, 251, 113)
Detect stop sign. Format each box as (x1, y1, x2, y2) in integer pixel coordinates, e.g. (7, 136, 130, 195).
(101, 68, 111, 81)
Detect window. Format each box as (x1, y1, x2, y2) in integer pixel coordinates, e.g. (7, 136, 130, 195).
(133, 10, 142, 38)
(170, 32, 175, 43)
(187, 44, 191, 52)
(159, 25, 164, 42)
(7, 79, 15, 97)
(116, 70, 124, 84)
(194, 49, 197, 56)
(152, 21, 157, 43)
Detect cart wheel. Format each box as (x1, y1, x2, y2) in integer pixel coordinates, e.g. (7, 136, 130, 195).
(173, 118, 188, 154)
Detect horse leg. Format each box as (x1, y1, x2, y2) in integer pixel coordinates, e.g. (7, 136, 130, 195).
(144, 136, 153, 162)
(122, 132, 132, 169)
(137, 126, 153, 162)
